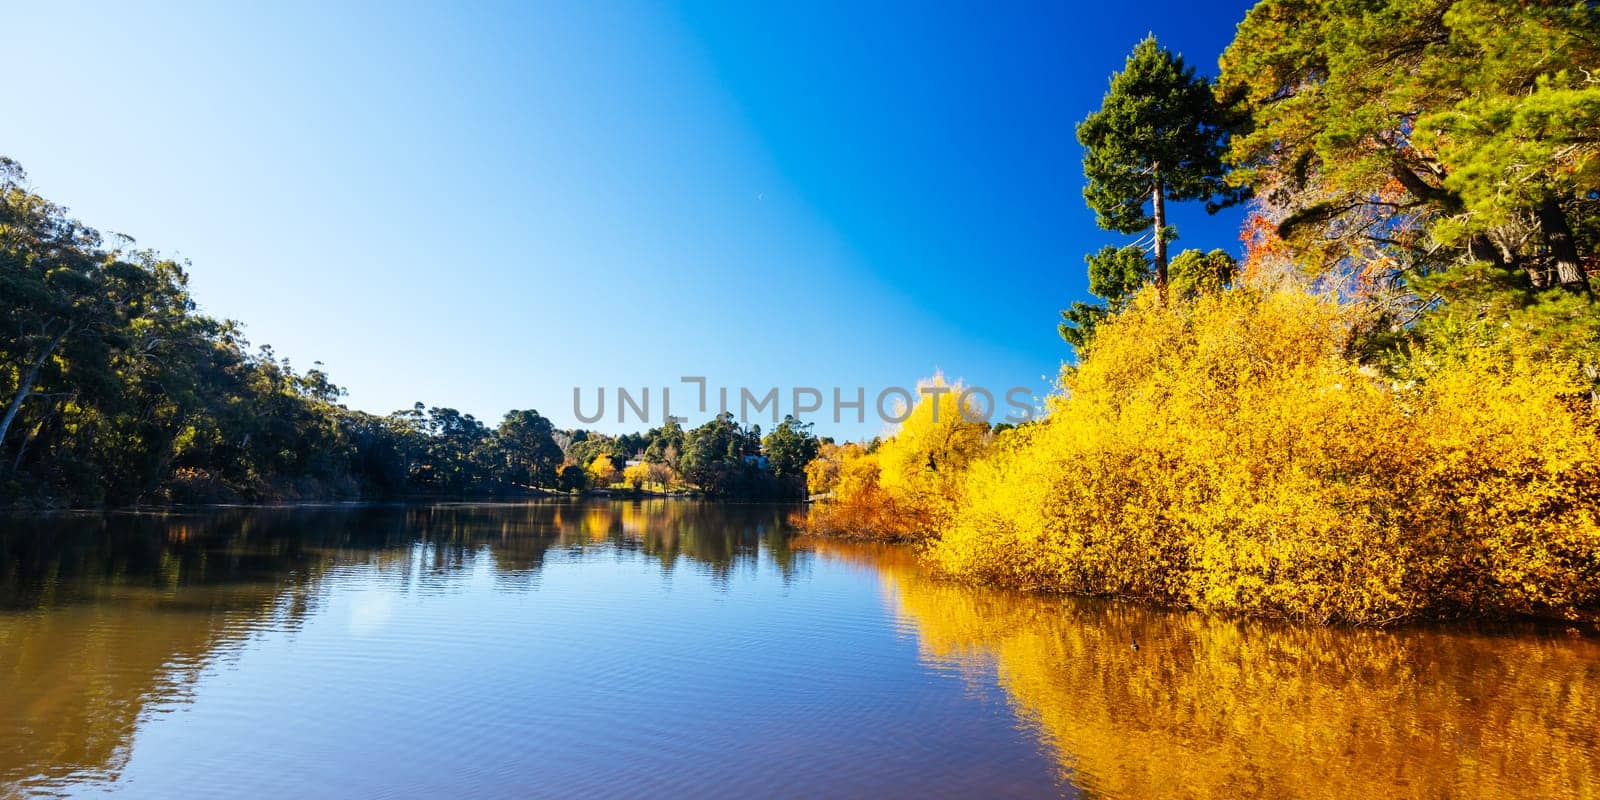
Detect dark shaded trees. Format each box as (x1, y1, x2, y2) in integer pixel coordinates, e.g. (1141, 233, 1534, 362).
(496, 410, 563, 489)
(0, 159, 566, 506)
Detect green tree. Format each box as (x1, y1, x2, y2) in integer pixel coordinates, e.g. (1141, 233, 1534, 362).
(495, 409, 562, 488)
(557, 463, 587, 493)
(1168, 248, 1237, 299)
(1077, 36, 1239, 296)
(417, 407, 490, 492)
(2, 157, 594, 505)
(679, 413, 743, 493)
(1060, 246, 1236, 349)
(565, 433, 620, 473)
(1059, 244, 1151, 349)
(0, 159, 137, 451)
(1219, 0, 1599, 299)
(642, 419, 684, 467)
(761, 415, 820, 482)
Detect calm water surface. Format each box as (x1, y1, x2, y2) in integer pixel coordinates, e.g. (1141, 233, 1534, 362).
(1, 501, 1596, 799)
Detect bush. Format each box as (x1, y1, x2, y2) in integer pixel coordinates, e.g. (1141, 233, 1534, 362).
(924, 286, 1600, 623)
(806, 377, 992, 540)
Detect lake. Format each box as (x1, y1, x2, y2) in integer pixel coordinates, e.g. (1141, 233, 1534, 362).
(2, 501, 1596, 798)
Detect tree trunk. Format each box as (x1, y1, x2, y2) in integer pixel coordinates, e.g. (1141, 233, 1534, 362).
(11, 418, 42, 473)
(0, 328, 68, 451)
(1467, 234, 1504, 271)
(1536, 195, 1591, 297)
(1152, 168, 1168, 301)
(10, 393, 57, 473)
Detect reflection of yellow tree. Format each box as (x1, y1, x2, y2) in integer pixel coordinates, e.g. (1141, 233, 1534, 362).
(805, 538, 1600, 800)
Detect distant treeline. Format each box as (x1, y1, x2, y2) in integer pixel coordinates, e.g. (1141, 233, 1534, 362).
(0, 159, 819, 507)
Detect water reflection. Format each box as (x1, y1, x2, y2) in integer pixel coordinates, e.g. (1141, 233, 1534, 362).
(0, 501, 801, 794)
(802, 539, 1600, 799)
(3, 506, 1596, 799)
(1, 501, 802, 611)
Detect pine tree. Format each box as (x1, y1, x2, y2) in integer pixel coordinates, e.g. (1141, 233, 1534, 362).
(1077, 36, 1238, 296)
(1220, 0, 1599, 298)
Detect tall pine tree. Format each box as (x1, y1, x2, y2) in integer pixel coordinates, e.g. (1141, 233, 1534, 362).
(1077, 36, 1238, 296)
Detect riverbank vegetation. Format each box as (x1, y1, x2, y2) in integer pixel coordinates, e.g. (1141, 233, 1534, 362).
(0, 161, 819, 506)
(808, 0, 1600, 622)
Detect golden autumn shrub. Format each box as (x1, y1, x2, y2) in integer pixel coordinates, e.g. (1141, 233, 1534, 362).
(1401, 346, 1600, 615)
(806, 377, 992, 540)
(928, 286, 1600, 623)
(804, 441, 861, 497)
(585, 455, 618, 489)
(804, 447, 924, 539)
(621, 461, 651, 491)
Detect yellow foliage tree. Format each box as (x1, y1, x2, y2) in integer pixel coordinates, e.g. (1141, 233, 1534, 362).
(807, 377, 992, 540)
(585, 455, 618, 489)
(804, 441, 862, 497)
(622, 461, 650, 491)
(928, 286, 1600, 623)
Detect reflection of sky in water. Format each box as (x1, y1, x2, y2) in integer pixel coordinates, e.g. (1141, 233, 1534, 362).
(346, 589, 395, 638)
(0, 503, 1060, 799)
(1, 502, 1596, 800)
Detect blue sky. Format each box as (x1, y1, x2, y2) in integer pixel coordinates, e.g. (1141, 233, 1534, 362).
(7, 0, 1255, 439)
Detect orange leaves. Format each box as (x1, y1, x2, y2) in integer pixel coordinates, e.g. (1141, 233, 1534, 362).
(1239, 210, 1291, 282)
(806, 377, 993, 541)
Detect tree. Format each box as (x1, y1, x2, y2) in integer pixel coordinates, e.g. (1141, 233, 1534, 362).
(804, 441, 865, 497)
(0, 159, 149, 452)
(646, 461, 675, 492)
(678, 412, 745, 493)
(761, 415, 820, 482)
(417, 407, 490, 492)
(565, 433, 620, 473)
(1060, 244, 1152, 349)
(806, 378, 991, 539)
(585, 454, 617, 489)
(1077, 36, 1239, 297)
(1060, 246, 1236, 349)
(557, 463, 588, 493)
(622, 461, 650, 491)
(1168, 248, 1237, 299)
(1, 160, 604, 505)
(642, 420, 684, 467)
(1219, 0, 1599, 302)
(495, 409, 562, 488)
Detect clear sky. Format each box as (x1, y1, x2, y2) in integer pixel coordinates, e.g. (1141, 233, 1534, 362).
(7, 0, 1255, 439)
